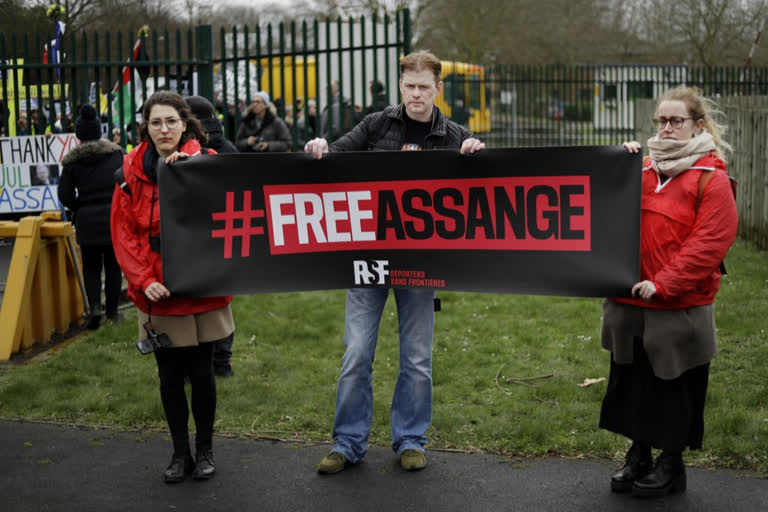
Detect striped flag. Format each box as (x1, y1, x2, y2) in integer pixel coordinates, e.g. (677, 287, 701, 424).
(111, 31, 147, 124)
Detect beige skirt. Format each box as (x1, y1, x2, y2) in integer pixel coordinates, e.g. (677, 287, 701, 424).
(601, 299, 716, 380)
(137, 305, 235, 348)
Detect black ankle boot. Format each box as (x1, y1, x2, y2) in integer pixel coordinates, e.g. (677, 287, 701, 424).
(632, 451, 686, 498)
(611, 442, 652, 493)
(86, 302, 102, 330)
(163, 453, 195, 483)
(193, 447, 216, 480)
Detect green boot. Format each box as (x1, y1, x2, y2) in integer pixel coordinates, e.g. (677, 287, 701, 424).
(317, 451, 348, 474)
(400, 449, 426, 471)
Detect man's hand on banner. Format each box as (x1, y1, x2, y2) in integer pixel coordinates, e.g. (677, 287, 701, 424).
(165, 151, 190, 164)
(304, 138, 329, 159)
(145, 281, 171, 302)
(460, 138, 485, 154)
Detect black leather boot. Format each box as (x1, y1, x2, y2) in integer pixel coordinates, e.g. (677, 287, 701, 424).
(193, 447, 216, 480)
(610, 442, 652, 493)
(163, 440, 194, 483)
(632, 451, 686, 498)
(86, 301, 102, 330)
(163, 453, 194, 483)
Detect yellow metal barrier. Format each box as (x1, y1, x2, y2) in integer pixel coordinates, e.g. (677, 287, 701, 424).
(0, 212, 86, 360)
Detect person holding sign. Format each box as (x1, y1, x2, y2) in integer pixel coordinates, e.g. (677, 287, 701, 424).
(305, 51, 485, 474)
(111, 91, 235, 484)
(602, 87, 737, 498)
(59, 104, 124, 329)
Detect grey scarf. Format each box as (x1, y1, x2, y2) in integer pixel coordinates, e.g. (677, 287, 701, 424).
(646, 130, 716, 177)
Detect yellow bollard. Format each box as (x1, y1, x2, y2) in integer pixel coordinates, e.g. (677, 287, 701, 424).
(0, 217, 43, 359)
(0, 215, 86, 360)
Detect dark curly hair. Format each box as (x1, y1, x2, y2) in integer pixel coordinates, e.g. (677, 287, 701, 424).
(138, 90, 207, 146)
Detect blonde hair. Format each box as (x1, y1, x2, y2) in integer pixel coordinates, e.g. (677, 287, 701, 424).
(400, 50, 442, 83)
(657, 86, 732, 161)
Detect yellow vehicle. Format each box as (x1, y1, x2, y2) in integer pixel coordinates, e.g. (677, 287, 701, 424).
(258, 56, 318, 106)
(435, 61, 491, 133)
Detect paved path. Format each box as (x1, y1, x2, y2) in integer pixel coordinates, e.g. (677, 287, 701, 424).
(1, 419, 766, 512)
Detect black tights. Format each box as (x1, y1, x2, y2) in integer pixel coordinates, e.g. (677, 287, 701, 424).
(154, 343, 216, 454)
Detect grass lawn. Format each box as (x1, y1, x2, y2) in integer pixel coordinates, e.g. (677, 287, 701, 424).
(1, 239, 766, 472)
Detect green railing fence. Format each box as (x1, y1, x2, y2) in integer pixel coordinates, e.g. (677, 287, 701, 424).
(485, 64, 768, 148)
(2, 9, 768, 153)
(0, 11, 412, 150)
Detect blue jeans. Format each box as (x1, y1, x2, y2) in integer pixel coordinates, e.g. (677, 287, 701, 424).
(331, 287, 435, 463)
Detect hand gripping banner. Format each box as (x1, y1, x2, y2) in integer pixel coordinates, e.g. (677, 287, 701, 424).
(159, 147, 641, 297)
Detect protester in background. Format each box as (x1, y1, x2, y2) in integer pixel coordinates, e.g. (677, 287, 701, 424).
(59, 104, 124, 329)
(283, 104, 295, 130)
(320, 80, 356, 140)
(291, 99, 315, 149)
(111, 128, 123, 146)
(184, 94, 237, 378)
(63, 113, 75, 133)
(305, 50, 485, 475)
(603, 87, 737, 498)
(186, 95, 238, 155)
(16, 115, 29, 135)
(111, 91, 235, 483)
(30, 109, 43, 134)
(235, 92, 291, 153)
(451, 98, 471, 127)
(365, 80, 388, 115)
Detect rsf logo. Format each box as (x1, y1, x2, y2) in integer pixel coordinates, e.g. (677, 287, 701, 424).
(353, 260, 389, 285)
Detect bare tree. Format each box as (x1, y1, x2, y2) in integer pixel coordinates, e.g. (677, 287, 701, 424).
(641, 0, 768, 68)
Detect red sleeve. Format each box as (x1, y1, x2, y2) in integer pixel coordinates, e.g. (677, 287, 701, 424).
(653, 166, 738, 298)
(110, 183, 159, 294)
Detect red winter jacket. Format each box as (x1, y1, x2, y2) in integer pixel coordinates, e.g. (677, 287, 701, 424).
(615, 153, 737, 310)
(111, 139, 233, 315)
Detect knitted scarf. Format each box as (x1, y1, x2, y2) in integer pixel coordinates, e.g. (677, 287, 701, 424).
(646, 130, 717, 177)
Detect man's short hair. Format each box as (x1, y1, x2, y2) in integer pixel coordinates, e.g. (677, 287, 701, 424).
(400, 51, 441, 83)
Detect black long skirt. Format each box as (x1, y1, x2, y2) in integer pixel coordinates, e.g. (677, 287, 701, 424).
(599, 337, 710, 452)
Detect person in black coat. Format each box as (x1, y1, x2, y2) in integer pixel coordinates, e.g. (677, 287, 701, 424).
(59, 104, 125, 329)
(235, 92, 291, 153)
(184, 95, 238, 377)
(365, 80, 389, 115)
(185, 96, 238, 154)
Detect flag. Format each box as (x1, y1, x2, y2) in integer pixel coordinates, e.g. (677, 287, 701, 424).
(111, 30, 148, 125)
(42, 20, 65, 80)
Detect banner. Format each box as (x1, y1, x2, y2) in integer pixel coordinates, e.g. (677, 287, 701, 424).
(159, 147, 641, 297)
(0, 134, 79, 213)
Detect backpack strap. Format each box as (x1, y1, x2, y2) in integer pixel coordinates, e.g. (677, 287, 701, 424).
(695, 170, 715, 211)
(695, 170, 729, 275)
(114, 167, 131, 197)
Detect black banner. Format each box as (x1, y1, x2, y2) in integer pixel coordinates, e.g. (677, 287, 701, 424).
(159, 147, 640, 297)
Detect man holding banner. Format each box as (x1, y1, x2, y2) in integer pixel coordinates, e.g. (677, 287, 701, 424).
(306, 51, 485, 474)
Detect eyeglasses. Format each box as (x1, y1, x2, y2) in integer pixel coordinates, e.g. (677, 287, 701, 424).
(148, 117, 182, 130)
(653, 116, 693, 130)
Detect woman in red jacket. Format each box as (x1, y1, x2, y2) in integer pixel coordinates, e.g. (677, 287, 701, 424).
(601, 87, 737, 498)
(111, 91, 234, 483)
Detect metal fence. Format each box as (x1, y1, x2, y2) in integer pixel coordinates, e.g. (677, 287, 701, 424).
(0, 25, 211, 145)
(3, 12, 768, 153)
(0, 12, 411, 149)
(484, 64, 768, 148)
